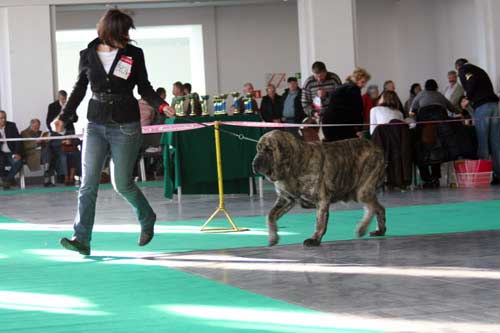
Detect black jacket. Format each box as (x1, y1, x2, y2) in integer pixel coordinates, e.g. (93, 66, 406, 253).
(59, 38, 166, 125)
(0, 121, 22, 155)
(260, 94, 283, 122)
(47, 101, 78, 133)
(322, 82, 363, 142)
(458, 63, 499, 108)
(372, 120, 413, 188)
(415, 105, 476, 165)
(281, 88, 306, 123)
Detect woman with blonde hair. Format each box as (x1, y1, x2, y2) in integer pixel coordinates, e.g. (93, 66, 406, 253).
(322, 68, 370, 141)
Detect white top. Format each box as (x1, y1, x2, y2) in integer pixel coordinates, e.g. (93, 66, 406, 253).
(370, 106, 404, 134)
(0, 127, 11, 153)
(97, 49, 118, 74)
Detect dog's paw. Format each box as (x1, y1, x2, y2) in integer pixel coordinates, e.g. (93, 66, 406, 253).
(268, 234, 279, 247)
(369, 228, 386, 237)
(303, 238, 321, 247)
(356, 224, 368, 238)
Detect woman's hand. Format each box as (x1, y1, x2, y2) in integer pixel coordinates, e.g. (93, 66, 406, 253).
(51, 119, 65, 133)
(162, 105, 176, 118)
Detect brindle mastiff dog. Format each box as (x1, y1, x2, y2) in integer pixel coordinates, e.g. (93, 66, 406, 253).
(253, 130, 386, 247)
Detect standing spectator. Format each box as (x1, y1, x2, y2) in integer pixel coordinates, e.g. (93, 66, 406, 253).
(237, 82, 259, 114)
(47, 90, 78, 133)
(281, 77, 306, 124)
(362, 85, 379, 124)
(301, 61, 342, 118)
(410, 79, 460, 116)
(260, 84, 283, 122)
(370, 91, 404, 135)
(322, 68, 370, 142)
(456, 58, 500, 184)
(382, 80, 405, 116)
(444, 70, 465, 117)
(21, 119, 45, 172)
(404, 83, 422, 117)
(0, 111, 23, 190)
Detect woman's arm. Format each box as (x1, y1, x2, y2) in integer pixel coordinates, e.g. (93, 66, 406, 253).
(59, 50, 89, 124)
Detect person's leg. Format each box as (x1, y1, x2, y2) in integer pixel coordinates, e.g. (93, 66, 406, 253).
(6, 155, 23, 182)
(473, 104, 490, 160)
(487, 103, 500, 179)
(418, 165, 431, 182)
(108, 122, 156, 235)
(72, 123, 109, 246)
(431, 163, 441, 187)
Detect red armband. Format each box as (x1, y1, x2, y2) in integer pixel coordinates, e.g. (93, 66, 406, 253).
(158, 102, 169, 113)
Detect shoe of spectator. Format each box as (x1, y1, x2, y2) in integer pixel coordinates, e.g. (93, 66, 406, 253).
(432, 179, 440, 188)
(8, 179, 17, 187)
(491, 178, 500, 186)
(44, 182, 55, 187)
(422, 181, 434, 189)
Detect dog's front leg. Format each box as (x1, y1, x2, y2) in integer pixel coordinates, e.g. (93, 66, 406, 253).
(304, 201, 330, 247)
(267, 196, 295, 246)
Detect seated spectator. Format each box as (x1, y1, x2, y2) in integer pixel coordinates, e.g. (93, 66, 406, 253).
(362, 85, 379, 124)
(58, 137, 80, 186)
(444, 70, 464, 114)
(21, 119, 46, 172)
(171, 81, 188, 116)
(410, 79, 460, 117)
(370, 91, 404, 135)
(382, 80, 405, 116)
(404, 83, 422, 117)
(237, 82, 259, 114)
(0, 111, 23, 190)
(139, 88, 164, 127)
(322, 68, 370, 142)
(260, 84, 283, 122)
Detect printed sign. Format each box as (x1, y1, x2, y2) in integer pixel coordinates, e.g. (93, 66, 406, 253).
(113, 55, 134, 80)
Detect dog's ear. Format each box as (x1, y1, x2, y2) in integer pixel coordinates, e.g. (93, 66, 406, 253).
(271, 136, 296, 180)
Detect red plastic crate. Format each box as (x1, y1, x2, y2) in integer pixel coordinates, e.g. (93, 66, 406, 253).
(456, 172, 492, 188)
(454, 160, 493, 173)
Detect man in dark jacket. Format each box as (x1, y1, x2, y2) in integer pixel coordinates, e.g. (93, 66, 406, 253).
(0, 111, 23, 190)
(456, 58, 500, 184)
(281, 77, 306, 124)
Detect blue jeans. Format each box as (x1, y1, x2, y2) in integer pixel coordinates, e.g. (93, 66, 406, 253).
(473, 102, 500, 177)
(0, 152, 23, 181)
(73, 122, 156, 246)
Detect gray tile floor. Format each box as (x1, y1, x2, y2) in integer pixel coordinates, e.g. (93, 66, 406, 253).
(2, 183, 500, 332)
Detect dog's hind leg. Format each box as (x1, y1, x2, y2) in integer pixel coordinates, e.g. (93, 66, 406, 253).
(355, 202, 376, 238)
(303, 202, 330, 247)
(369, 197, 386, 237)
(267, 196, 295, 246)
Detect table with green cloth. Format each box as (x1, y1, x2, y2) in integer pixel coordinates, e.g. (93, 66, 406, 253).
(160, 114, 264, 199)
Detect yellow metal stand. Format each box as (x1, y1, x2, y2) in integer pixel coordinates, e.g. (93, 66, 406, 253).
(201, 121, 249, 233)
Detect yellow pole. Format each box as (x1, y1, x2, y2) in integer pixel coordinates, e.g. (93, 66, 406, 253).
(201, 121, 248, 233)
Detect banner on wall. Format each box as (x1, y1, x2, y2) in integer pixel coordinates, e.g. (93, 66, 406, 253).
(265, 72, 302, 91)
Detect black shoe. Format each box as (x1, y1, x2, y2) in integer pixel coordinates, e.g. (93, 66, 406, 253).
(422, 181, 434, 189)
(432, 179, 440, 188)
(44, 182, 55, 187)
(491, 178, 500, 186)
(138, 231, 154, 246)
(60, 237, 90, 255)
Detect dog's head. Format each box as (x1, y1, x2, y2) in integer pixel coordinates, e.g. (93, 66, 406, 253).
(252, 130, 301, 182)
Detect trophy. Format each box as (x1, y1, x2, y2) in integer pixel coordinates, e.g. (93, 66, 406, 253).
(213, 95, 221, 115)
(244, 93, 254, 114)
(201, 95, 210, 116)
(231, 92, 240, 115)
(189, 93, 197, 117)
(220, 94, 228, 115)
(175, 96, 186, 117)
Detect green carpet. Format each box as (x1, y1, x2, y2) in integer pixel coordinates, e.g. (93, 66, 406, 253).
(1, 200, 499, 332)
(0, 181, 164, 196)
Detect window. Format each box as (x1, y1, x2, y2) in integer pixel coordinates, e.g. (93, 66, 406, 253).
(56, 25, 205, 132)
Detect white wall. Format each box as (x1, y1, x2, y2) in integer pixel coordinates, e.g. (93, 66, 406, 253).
(356, 0, 495, 102)
(215, 3, 299, 92)
(55, 2, 300, 97)
(0, 6, 54, 130)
